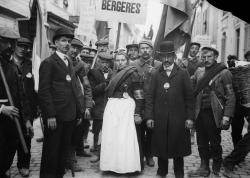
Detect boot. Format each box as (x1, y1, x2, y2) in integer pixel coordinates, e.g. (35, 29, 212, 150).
(146, 156, 155, 167)
(188, 159, 210, 177)
(212, 159, 222, 176)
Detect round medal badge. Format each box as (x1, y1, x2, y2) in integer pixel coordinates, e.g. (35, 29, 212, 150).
(123, 92, 129, 99)
(163, 82, 170, 91)
(66, 74, 71, 82)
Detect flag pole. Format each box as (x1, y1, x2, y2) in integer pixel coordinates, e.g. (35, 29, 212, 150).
(182, 0, 200, 58)
(115, 22, 122, 50)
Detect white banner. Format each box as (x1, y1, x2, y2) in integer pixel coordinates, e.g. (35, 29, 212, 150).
(95, 0, 148, 24)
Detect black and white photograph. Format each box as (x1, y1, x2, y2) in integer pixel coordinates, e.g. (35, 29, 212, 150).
(0, 0, 250, 177)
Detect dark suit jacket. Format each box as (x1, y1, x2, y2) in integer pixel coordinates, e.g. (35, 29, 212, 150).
(88, 68, 112, 119)
(38, 53, 81, 122)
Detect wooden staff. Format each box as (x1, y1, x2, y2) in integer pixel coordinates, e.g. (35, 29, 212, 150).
(0, 61, 28, 154)
(91, 51, 99, 69)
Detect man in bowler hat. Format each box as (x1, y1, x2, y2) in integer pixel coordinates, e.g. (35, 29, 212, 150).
(145, 41, 195, 178)
(38, 28, 83, 178)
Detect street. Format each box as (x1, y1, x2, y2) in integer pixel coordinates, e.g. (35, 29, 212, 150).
(7, 119, 250, 178)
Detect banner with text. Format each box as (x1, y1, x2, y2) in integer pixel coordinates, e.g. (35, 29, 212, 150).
(95, 0, 148, 24)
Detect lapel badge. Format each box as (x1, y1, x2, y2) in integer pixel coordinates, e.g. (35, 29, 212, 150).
(163, 82, 170, 92)
(26, 72, 32, 78)
(66, 74, 71, 82)
(123, 92, 129, 99)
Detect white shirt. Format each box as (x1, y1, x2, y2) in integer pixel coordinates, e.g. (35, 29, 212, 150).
(56, 51, 69, 67)
(104, 72, 109, 79)
(164, 64, 174, 76)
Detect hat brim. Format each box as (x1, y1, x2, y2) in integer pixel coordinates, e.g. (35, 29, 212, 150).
(53, 34, 74, 43)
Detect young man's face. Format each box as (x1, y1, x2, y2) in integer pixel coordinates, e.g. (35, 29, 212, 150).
(81, 48, 90, 55)
(189, 44, 200, 57)
(115, 54, 128, 70)
(0, 37, 12, 54)
(55, 36, 72, 54)
(127, 47, 139, 61)
(14, 43, 30, 59)
(139, 44, 153, 60)
(202, 50, 217, 68)
(68, 45, 81, 59)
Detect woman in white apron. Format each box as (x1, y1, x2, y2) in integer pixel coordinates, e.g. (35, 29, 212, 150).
(100, 51, 143, 173)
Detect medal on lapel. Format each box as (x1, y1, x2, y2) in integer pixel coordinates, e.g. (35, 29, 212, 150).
(123, 92, 129, 99)
(26, 72, 32, 78)
(66, 74, 71, 82)
(163, 82, 170, 92)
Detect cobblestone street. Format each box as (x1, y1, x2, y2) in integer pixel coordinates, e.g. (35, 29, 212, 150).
(9, 118, 250, 178)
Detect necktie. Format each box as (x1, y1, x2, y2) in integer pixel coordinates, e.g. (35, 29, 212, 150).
(63, 56, 69, 67)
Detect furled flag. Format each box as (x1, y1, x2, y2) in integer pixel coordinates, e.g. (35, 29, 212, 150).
(154, 0, 193, 52)
(31, 0, 50, 91)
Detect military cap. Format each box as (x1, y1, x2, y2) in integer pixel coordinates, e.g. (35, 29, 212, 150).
(126, 43, 139, 50)
(0, 26, 20, 39)
(90, 48, 97, 53)
(53, 27, 74, 43)
(95, 38, 109, 46)
(201, 46, 219, 56)
(71, 38, 83, 48)
(139, 39, 153, 49)
(17, 37, 32, 45)
(244, 50, 250, 59)
(190, 42, 201, 48)
(98, 52, 113, 61)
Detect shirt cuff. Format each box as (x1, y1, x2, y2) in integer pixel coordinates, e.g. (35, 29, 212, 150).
(0, 104, 5, 114)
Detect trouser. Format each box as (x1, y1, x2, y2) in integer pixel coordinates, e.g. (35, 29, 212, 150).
(0, 117, 19, 177)
(231, 103, 249, 147)
(157, 157, 184, 177)
(17, 120, 33, 169)
(141, 119, 153, 158)
(92, 119, 102, 148)
(225, 116, 250, 167)
(135, 124, 144, 170)
(196, 109, 222, 164)
(40, 120, 75, 178)
(75, 118, 90, 151)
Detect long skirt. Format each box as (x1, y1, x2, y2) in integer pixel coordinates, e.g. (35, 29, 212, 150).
(100, 97, 141, 173)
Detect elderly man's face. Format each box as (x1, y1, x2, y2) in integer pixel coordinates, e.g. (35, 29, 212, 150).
(189, 44, 200, 57)
(127, 47, 139, 61)
(55, 36, 71, 54)
(139, 44, 153, 60)
(202, 50, 217, 68)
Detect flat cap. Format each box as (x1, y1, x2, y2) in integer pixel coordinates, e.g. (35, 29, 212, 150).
(49, 44, 57, 49)
(71, 38, 83, 48)
(82, 46, 91, 50)
(53, 27, 74, 43)
(98, 52, 113, 61)
(95, 38, 109, 46)
(81, 53, 94, 60)
(0, 26, 20, 39)
(90, 48, 97, 53)
(126, 43, 139, 49)
(139, 39, 153, 49)
(17, 37, 32, 45)
(201, 46, 219, 56)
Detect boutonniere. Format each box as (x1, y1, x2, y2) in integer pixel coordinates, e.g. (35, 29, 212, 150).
(26, 72, 32, 78)
(163, 82, 170, 92)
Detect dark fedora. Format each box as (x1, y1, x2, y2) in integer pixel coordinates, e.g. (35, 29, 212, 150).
(201, 46, 219, 56)
(53, 27, 74, 43)
(156, 41, 175, 55)
(190, 42, 201, 48)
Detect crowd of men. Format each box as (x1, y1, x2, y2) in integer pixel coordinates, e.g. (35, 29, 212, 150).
(0, 25, 250, 178)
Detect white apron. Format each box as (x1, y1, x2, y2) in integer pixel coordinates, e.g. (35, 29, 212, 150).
(100, 97, 141, 173)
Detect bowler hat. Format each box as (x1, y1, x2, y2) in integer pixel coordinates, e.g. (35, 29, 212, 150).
(53, 28, 74, 43)
(156, 41, 175, 55)
(126, 43, 139, 50)
(139, 39, 153, 49)
(201, 46, 219, 56)
(17, 37, 32, 46)
(71, 38, 83, 48)
(0, 27, 20, 39)
(190, 42, 201, 48)
(244, 50, 250, 59)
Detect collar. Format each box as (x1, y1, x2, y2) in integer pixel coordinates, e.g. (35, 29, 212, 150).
(56, 51, 68, 60)
(163, 63, 174, 71)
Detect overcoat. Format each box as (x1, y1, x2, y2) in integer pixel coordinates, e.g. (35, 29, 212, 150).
(145, 64, 195, 159)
